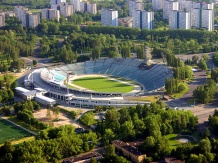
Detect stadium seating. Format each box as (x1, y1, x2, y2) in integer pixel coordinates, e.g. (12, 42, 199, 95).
(41, 58, 173, 93)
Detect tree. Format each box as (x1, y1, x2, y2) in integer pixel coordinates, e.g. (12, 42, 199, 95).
(192, 55, 199, 64)
(102, 129, 115, 146)
(32, 59, 37, 66)
(90, 157, 98, 163)
(204, 128, 210, 138)
(52, 107, 60, 119)
(91, 48, 100, 60)
(104, 145, 115, 158)
(199, 138, 211, 154)
(120, 121, 135, 141)
(202, 54, 210, 62)
(198, 59, 208, 70)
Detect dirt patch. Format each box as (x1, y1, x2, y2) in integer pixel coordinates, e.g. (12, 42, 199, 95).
(33, 109, 80, 128)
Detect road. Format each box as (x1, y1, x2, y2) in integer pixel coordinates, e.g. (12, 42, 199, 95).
(166, 53, 217, 123)
(165, 70, 207, 108)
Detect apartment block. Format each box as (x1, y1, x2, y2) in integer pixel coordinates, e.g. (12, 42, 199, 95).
(87, 3, 97, 14)
(202, 9, 214, 31)
(191, 8, 201, 28)
(29, 14, 40, 28)
(101, 9, 118, 27)
(128, 0, 144, 16)
(41, 8, 60, 21)
(152, 0, 163, 10)
(60, 4, 74, 16)
(169, 10, 178, 29)
(178, 11, 191, 29)
(71, 0, 80, 12)
(48, 9, 60, 21)
(169, 11, 191, 29)
(163, 1, 179, 19)
(50, 0, 66, 5)
(133, 10, 154, 30)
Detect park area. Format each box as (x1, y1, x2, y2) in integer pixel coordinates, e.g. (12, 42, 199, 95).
(72, 76, 134, 93)
(0, 118, 30, 144)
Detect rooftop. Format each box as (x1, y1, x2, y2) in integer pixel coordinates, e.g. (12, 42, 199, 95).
(62, 152, 102, 163)
(113, 140, 145, 156)
(35, 95, 56, 103)
(15, 87, 30, 93)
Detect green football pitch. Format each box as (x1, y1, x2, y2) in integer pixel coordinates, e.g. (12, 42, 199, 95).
(72, 77, 134, 93)
(0, 118, 30, 144)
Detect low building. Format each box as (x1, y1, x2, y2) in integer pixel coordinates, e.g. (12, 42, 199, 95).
(113, 140, 146, 163)
(62, 152, 103, 163)
(15, 87, 30, 97)
(119, 17, 133, 27)
(35, 95, 56, 107)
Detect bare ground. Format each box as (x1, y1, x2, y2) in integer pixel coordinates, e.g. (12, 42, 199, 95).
(33, 109, 81, 128)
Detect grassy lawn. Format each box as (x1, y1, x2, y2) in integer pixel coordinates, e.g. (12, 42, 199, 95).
(166, 133, 199, 150)
(111, 76, 140, 85)
(72, 77, 134, 93)
(172, 82, 189, 99)
(124, 96, 158, 103)
(30, 9, 41, 13)
(165, 134, 181, 150)
(79, 111, 97, 127)
(0, 118, 31, 144)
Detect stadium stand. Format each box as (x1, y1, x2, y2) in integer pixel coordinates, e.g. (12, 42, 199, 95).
(46, 58, 172, 92)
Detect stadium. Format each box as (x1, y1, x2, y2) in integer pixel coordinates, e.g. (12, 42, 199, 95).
(23, 58, 173, 108)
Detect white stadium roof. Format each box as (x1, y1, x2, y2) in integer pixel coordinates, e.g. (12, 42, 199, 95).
(35, 95, 56, 103)
(15, 87, 30, 93)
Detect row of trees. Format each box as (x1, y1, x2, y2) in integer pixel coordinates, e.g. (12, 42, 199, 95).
(0, 125, 98, 163)
(13, 100, 47, 130)
(193, 79, 217, 104)
(0, 30, 35, 72)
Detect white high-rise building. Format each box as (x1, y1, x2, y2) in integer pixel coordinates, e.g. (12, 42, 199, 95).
(202, 9, 214, 31)
(29, 14, 40, 28)
(41, 8, 60, 21)
(41, 8, 49, 19)
(132, 10, 141, 28)
(71, 0, 80, 12)
(169, 11, 191, 29)
(51, 4, 58, 10)
(128, 0, 144, 16)
(142, 11, 154, 30)
(169, 10, 178, 29)
(180, 0, 193, 11)
(14, 6, 28, 21)
(133, 10, 154, 30)
(152, 0, 163, 10)
(60, 4, 74, 16)
(50, 0, 66, 5)
(0, 13, 5, 27)
(101, 9, 118, 27)
(80, 2, 86, 12)
(48, 9, 60, 21)
(178, 11, 191, 29)
(163, 1, 179, 19)
(191, 8, 201, 28)
(87, 3, 97, 14)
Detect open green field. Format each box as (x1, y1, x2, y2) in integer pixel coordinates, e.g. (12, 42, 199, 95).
(0, 118, 30, 144)
(166, 134, 182, 149)
(72, 77, 134, 93)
